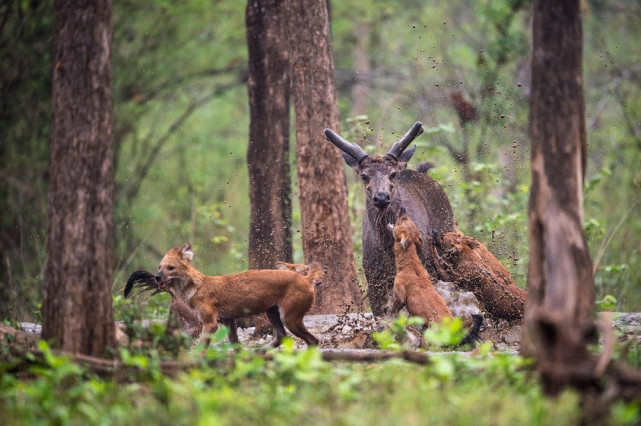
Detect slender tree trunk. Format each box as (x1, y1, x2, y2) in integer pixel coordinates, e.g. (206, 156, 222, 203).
(42, 0, 115, 355)
(523, 0, 595, 395)
(246, 0, 292, 269)
(245, 0, 292, 335)
(284, 0, 362, 313)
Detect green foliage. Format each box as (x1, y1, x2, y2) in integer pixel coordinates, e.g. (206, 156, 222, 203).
(596, 294, 618, 312)
(423, 316, 469, 349)
(372, 314, 425, 350)
(374, 314, 484, 352)
(0, 342, 602, 425)
(4, 334, 641, 425)
(622, 342, 641, 371)
(115, 294, 193, 358)
(0, 0, 53, 321)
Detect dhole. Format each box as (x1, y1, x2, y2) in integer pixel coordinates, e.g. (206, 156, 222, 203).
(274, 261, 326, 287)
(154, 243, 324, 348)
(430, 231, 526, 320)
(387, 209, 482, 345)
(227, 261, 325, 343)
(386, 210, 453, 325)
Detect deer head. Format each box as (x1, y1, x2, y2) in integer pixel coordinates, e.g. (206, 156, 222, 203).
(324, 122, 424, 210)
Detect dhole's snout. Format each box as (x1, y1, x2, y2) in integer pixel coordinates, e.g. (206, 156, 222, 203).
(155, 272, 170, 289)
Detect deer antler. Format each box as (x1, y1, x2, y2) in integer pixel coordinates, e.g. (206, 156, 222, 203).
(387, 122, 424, 159)
(324, 128, 368, 163)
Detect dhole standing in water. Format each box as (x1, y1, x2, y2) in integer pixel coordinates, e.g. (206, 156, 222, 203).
(387, 209, 482, 344)
(154, 243, 324, 348)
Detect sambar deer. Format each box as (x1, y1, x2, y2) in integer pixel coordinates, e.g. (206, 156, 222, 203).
(324, 122, 456, 315)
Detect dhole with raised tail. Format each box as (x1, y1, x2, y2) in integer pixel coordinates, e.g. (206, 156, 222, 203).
(154, 243, 324, 348)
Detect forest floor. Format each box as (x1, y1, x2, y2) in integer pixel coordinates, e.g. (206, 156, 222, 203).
(12, 312, 641, 354)
(238, 312, 523, 351)
(211, 311, 641, 353)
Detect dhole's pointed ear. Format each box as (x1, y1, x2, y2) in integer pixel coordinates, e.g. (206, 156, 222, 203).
(179, 242, 194, 261)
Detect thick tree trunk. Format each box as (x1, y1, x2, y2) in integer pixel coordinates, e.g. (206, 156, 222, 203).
(246, 0, 293, 269)
(42, 0, 115, 355)
(284, 0, 362, 313)
(523, 0, 595, 395)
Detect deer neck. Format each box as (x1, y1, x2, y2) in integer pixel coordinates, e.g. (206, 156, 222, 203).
(366, 197, 402, 249)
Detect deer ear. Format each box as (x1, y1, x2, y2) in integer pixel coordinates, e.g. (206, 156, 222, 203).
(179, 243, 194, 261)
(342, 152, 360, 170)
(397, 145, 417, 168)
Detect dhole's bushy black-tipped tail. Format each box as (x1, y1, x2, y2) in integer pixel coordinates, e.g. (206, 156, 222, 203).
(124, 270, 157, 298)
(460, 314, 483, 347)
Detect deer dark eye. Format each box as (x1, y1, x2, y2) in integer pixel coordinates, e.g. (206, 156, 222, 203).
(360, 174, 370, 183)
(168, 266, 175, 271)
(389, 172, 397, 179)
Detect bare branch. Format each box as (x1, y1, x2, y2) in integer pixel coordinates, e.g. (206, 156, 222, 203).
(121, 78, 244, 205)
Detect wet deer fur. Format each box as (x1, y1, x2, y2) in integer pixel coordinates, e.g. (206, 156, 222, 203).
(324, 122, 455, 315)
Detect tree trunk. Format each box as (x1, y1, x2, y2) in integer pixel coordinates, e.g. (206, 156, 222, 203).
(42, 0, 115, 355)
(523, 0, 595, 395)
(245, 0, 292, 335)
(246, 0, 293, 270)
(284, 0, 362, 314)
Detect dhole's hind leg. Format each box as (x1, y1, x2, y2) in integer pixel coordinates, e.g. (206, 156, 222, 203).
(265, 306, 288, 347)
(220, 319, 239, 344)
(282, 313, 319, 346)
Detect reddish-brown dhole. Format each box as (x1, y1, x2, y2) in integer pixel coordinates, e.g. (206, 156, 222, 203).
(155, 243, 324, 348)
